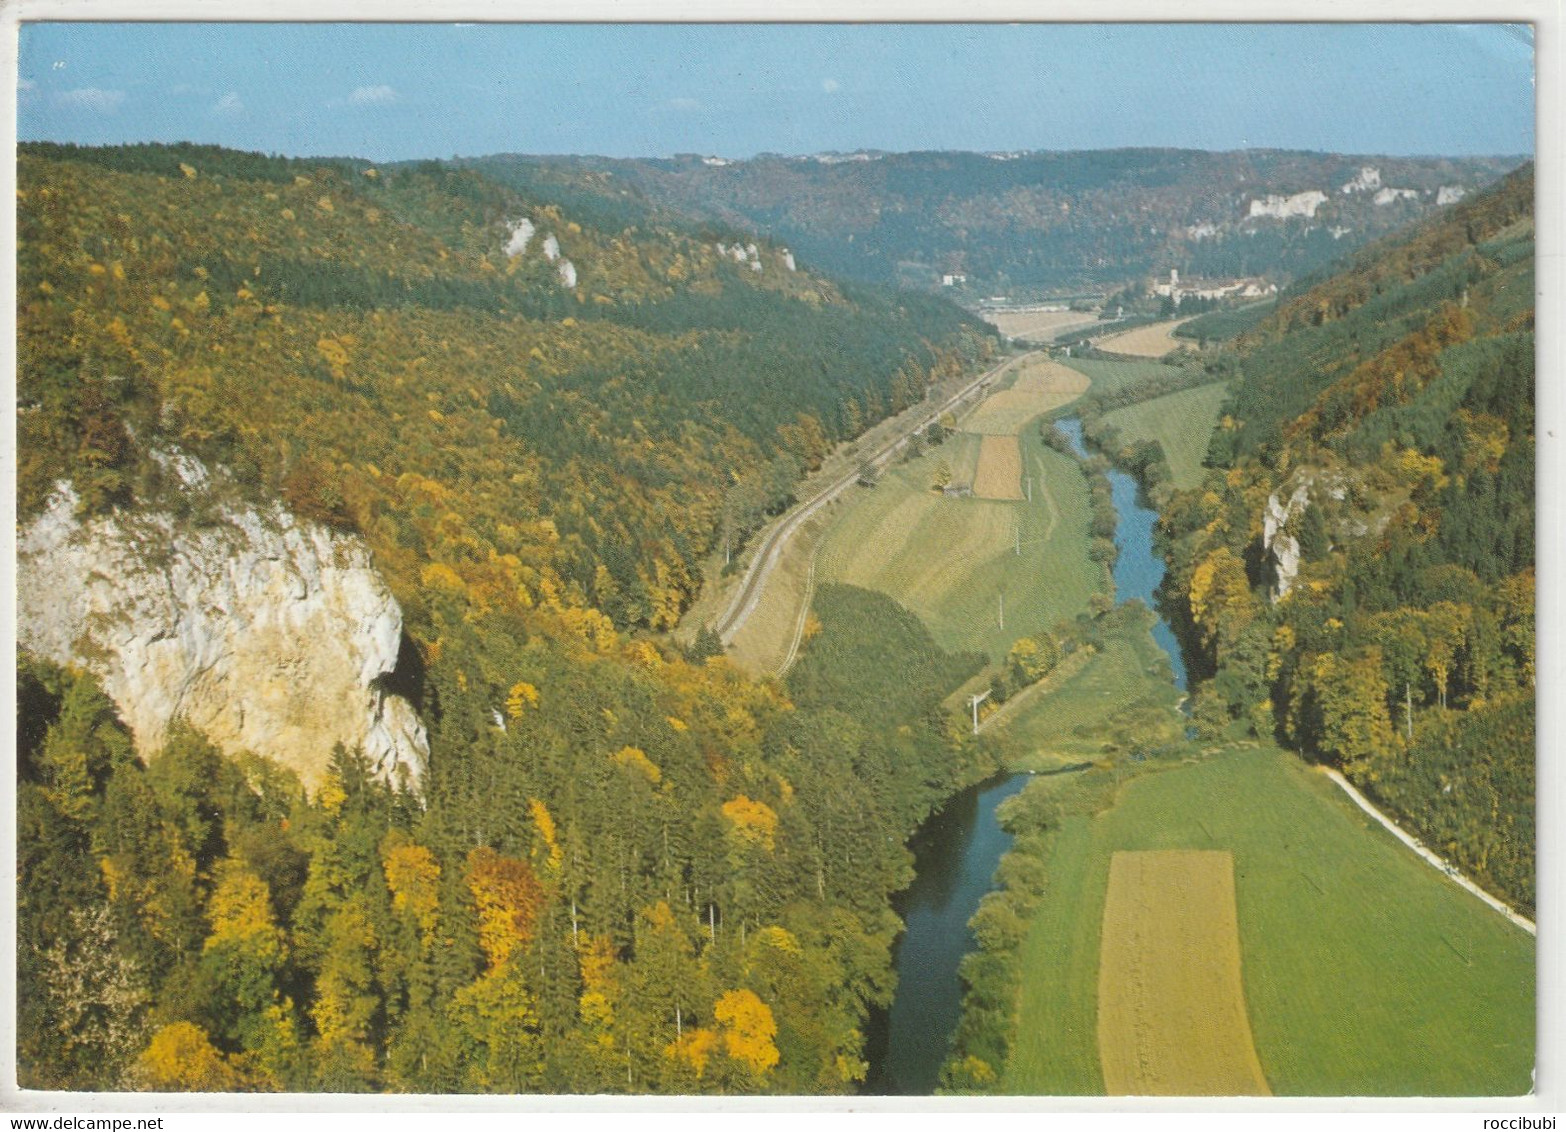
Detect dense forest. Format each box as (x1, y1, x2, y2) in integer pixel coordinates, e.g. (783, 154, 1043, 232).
(15, 142, 1002, 1092)
(1160, 164, 1536, 913)
(464, 149, 1519, 295)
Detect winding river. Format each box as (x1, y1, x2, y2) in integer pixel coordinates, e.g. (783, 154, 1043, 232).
(864, 415, 1185, 1093)
(1059, 417, 1187, 692)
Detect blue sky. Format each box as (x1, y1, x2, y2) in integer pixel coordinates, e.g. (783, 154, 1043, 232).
(17, 23, 1535, 161)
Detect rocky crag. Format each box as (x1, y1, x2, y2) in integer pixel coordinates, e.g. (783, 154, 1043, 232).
(17, 459, 427, 790)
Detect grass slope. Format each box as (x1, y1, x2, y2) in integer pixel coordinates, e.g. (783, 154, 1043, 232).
(725, 508, 835, 675)
(995, 608, 1183, 769)
(1004, 747, 1536, 1096)
(1099, 381, 1231, 490)
(1059, 357, 1187, 397)
(817, 432, 1099, 662)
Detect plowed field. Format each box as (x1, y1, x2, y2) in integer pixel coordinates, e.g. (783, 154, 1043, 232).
(985, 308, 1100, 342)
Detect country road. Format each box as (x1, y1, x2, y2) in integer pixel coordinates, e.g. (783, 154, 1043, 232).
(713, 350, 1037, 643)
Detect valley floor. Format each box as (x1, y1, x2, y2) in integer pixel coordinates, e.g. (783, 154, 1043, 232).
(707, 347, 1535, 1099)
(1002, 746, 1536, 1096)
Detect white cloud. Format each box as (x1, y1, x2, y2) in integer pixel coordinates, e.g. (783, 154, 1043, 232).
(55, 87, 125, 113)
(210, 92, 243, 117)
(822, 78, 840, 93)
(348, 84, 397, 106)
(665, 96, 702, 112)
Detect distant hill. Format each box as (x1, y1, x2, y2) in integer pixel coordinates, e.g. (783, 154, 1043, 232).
(17, 140, 995, 633)
(463, 148, 1522, 296)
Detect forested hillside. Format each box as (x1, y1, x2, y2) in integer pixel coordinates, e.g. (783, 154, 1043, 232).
(464, 149, 1517, 295)
(1160, 164, 1536, 913)
(15, 142, 1000, 1092)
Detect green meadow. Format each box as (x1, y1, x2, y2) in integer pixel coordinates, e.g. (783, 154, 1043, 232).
(1100, 381, 1231, 490)
(816, 430, 1101, 662)
(1003, 747, 1536, 1096)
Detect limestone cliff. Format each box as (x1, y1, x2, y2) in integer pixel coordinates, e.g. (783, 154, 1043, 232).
(17, 467, 427, 790)
(1263, 483, 1310, 601)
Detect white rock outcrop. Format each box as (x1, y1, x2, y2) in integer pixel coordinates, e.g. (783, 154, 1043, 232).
(1248, 191, 1328, 220)
(542, 233, 560, 262)
(1262, 483, 1311, 601)
(504, 217, 536, 258)
(1436, 185, 1467, 206)
(1340, 166, 1381, 194)
(557, 259, 577, 288)
(18, 476, 427, 790)
(781, 249, 796, 271)
(1373, 187, 1420, 206)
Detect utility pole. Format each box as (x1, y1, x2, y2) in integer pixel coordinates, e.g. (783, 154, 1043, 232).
(1026, 475, 1032, 502)
(998, 591, 1005, 630)
(969, 689, 991, 735)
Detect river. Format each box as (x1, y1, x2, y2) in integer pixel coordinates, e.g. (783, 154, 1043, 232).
(1058, 417, 1186, 692)
(864, 415, 1185, 1093)
(863, 772, 1031, 1094)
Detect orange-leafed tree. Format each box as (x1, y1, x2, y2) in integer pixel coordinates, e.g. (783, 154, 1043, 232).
(465, 846, 545, 971)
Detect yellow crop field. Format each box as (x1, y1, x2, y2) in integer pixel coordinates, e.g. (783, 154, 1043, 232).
(984, 308, 1100, 342)
(973, 435, 1023, 500)
(963, 361, 1089, 435)
(1010, 358, 1093, 398)
(1096, 318, 1193, 358)
(1096, 850, 1270, 1096)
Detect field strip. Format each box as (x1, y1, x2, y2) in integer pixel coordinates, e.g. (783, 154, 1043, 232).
(974, 435, 1023, 499)
(827, 494, 1014, 612)
(1094, 317, 1196, 358)
(1321, 768, 1536, 935)
(985, 308, 1101, 342)
(1097, 850, 1270, 1096)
